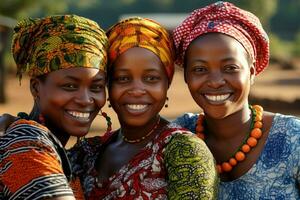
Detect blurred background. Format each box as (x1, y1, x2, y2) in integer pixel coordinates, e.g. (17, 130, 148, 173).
(0, 0, 299, 147)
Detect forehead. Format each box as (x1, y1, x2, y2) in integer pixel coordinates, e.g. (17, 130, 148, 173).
(113, 47, 164, 70)
(46, 67, 105, 80)
(187, 33, 248, 58)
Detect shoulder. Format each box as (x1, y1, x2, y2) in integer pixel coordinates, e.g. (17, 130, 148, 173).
(0, 120, 73, 199)
(1, 119, 55, 150)
(270, 113, 300, 136)
(173, 113, 199, 132)
(164, 131, 218, 199)
(164, 131, 214, 164)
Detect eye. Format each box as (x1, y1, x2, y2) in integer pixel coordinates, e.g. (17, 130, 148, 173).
(224, 64, 240, 72)
(191, 65, 207, 73)
(90, 84, 104, 92)
(61, 83, 77, 91)
(144, 75, 161, 82)
(115, 75, 130, 83)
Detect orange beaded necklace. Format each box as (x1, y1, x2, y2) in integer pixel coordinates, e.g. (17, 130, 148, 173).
(195, 105, 263, 174)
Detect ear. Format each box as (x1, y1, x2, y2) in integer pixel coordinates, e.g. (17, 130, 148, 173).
(250, 63, 256, 85)
(30, 78, 42, 99)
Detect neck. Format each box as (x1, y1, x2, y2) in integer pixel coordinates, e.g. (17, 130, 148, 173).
(29, 106, 69, 147)
(205, 104, 252, 140)
(120, 115, 162, 142)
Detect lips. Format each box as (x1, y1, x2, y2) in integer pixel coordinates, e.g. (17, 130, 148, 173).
(203, 93, 232, 104)
(66, 110, 91, 121)
(125, 104, 149, 114)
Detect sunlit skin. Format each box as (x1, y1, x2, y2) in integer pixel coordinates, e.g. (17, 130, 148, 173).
(95, 47, 170, 181)
(185, 33, 273, 181)
(31, 67, 106, 146)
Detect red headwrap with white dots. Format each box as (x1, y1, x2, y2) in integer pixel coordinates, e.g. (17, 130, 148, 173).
(173, 1, 269, 75)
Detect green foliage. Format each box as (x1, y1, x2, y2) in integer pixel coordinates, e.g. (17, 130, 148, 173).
(0, 0, 98, 19)
(231, 0, 278, 29)
(292, 32, 300, 57)
(269, 33, 293, 59)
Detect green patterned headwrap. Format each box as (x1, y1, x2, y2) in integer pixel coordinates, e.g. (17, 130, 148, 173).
(12, 15, 108, 81)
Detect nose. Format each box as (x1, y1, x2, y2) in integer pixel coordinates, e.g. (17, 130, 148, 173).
(74, 88, 94, 105)
(207, 71, 226, 89)
(127, 80, 146, 96)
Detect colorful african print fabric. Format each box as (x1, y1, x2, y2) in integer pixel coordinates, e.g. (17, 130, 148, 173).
(0, 119, 84, 200)
(12, 15, 108, 80)
(68, 122, 218, 199)
(173, 1, 269, 75)
(107, 17, 175, 83)
(174, 113, 300, 199)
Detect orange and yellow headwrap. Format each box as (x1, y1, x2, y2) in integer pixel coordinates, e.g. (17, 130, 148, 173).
(106, 17, 175, 83)
(12, 15, 108, 80)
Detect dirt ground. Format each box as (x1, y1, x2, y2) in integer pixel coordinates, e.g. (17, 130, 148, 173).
(1, 65, 299, 148)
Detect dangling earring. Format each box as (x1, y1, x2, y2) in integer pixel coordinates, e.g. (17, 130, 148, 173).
(165, 97, 169, 108)
(107, 98, 111, 108)
(38, 114, 45, 125)
(99, 110, 112, 133)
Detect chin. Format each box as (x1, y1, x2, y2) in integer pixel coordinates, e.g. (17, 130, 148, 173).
(68, 126, 90, 138)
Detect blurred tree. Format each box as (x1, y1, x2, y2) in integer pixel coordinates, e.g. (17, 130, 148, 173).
(0, 0, 97, 103)
(231, 0, 278, 30)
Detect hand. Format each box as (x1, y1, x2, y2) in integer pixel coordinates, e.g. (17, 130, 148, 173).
(0, 113, 17, 136)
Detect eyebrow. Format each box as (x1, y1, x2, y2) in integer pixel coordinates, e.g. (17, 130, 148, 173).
(191, 57, 236, 63)
(64, 76, 104, 82)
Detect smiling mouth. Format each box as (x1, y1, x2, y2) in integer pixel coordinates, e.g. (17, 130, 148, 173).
(125, 104, 148, 111)
(66, 111, 91, 121)
(204, 93, 231, 102)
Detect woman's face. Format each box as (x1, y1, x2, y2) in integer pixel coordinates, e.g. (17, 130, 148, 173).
(35, 67, 106, 137)
(185, 33, 255, 119)
(109, 47, 169, 127)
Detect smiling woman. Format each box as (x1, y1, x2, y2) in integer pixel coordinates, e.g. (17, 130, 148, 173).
(173, 1, 300, 199)
(68, 17, 218, 199)
(0, 15, 108, 200)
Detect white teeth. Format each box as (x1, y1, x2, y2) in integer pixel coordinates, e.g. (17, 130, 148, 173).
(205, 94, 230, 102)
(67, 111, 90, 119)
(126, 104, 147, 110)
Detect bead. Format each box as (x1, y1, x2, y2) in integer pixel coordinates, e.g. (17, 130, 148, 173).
(221, 162, 232, 172)
(229, 158, 237, 166)
(247, 137, 258, 147)
(252, 105, 263, 112)
(195, 105, 263, 174)
(241, 144, 251, 153)
(235, 151, 246, 161)
(251, 128, 262, 139)
(254, 121, 263, 128)
(255, 114, 262, 122)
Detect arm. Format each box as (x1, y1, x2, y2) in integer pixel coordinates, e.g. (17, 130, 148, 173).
(0, 121, 75, 199)
(164, 133, 218, 200)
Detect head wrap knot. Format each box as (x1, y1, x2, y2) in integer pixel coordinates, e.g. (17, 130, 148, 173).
(12, 15, 108, 80)
(173, 1, 269, 75)
(107, 17, 175, 83)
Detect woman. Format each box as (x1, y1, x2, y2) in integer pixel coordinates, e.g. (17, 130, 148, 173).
(0, 15, 109, 200)
(173, 1, 300, 199)
(68, 17, 218, 199)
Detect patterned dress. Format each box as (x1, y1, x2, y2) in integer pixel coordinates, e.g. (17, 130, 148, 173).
(174, 113, 300, 199)
(68, 122, 218, 200)
(0, 119, 82, 200)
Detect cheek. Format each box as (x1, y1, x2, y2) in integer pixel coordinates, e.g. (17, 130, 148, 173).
(94, 92, 106, 109)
